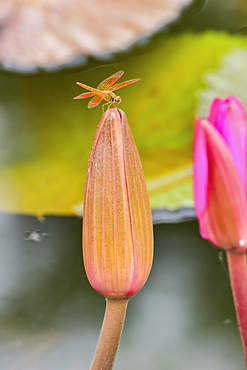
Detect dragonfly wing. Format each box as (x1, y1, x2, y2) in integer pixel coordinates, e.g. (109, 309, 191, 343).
(111, 78, 140, 91)
(74, 91, 96, 100)
(97, 71, 124, 90)
(88, 93, 107, 108)
(76, 82, 103, 95)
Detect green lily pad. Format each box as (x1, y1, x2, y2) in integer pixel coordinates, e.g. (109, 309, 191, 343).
(0, 31, 246, 215)
(198, 47, 247, 115)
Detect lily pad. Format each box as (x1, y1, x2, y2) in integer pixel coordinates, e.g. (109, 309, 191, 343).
(198, 47, 247, 115)
(0, 0, 192, 72)
(0, 31, 246, 215)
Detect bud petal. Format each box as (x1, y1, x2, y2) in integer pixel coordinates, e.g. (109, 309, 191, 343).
(208, 95, 247, 189)
(193, 96, 247, 253)
(83, 109, 153, 297)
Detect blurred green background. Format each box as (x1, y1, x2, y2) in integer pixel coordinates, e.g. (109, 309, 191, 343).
(1, 0, 247, 369)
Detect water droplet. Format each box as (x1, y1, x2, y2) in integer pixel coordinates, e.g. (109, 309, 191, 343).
(223, 318, 231, 325)
(24, 230, 48, 242)
(239, 239, 245, 247)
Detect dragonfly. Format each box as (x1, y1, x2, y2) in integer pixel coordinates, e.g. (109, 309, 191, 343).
(74, 70, 140, 111)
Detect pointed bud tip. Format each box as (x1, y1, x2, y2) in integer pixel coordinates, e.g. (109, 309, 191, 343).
(196, 117, 209, 128)
(103, 107, 123, 122)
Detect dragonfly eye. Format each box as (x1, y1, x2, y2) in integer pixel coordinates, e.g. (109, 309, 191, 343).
(115, 96, 121, 104)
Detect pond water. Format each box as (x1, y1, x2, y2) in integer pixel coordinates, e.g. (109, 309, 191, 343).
(0, 214, 244, 370)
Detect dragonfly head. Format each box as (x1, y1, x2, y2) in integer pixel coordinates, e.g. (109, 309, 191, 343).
(114, 96, 122, 104)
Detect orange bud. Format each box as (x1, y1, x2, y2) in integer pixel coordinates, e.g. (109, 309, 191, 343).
(83, 109, 153, 297)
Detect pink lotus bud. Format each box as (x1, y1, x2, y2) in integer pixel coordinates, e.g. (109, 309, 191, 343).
(193, 96, 247, 253)
(83, 108, 153, 297)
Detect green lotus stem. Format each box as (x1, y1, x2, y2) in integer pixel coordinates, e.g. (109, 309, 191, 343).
(90, 298, 129, 370)
(227, 252, 247, 366)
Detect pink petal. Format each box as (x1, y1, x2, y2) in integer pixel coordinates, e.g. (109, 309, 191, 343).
(193, 119, 247, 253)
(193, 117, 208, 218)
(208, 96, 247, 194)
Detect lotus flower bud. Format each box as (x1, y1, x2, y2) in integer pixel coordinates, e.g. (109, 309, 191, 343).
(83, 108, 153, 297)
(193, 96, 247, 253)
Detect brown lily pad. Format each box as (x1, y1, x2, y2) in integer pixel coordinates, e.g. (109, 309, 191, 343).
(0, 0, 192, 72)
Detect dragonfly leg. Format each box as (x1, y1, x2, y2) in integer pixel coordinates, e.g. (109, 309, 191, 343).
(102, 101, 112, 113)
